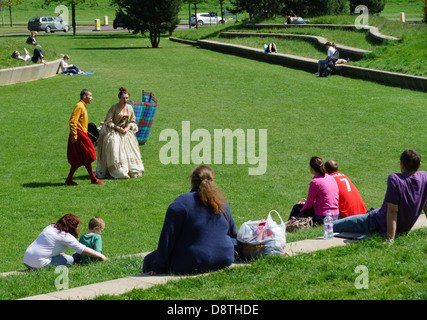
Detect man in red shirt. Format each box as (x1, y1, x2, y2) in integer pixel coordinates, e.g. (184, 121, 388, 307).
(325, 160, 367, 218)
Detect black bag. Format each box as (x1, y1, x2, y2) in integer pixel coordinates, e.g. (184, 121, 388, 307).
(319, 50, 339, 77)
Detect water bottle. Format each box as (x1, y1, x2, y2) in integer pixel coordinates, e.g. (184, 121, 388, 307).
(324, 211, 334, 239)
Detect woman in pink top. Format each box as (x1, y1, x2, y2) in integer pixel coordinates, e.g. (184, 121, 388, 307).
(290, 157, 339, 224)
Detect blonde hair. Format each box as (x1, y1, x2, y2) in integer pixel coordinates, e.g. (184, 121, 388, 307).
(88, 216, 105, 230)
(190, 165, 226, 214)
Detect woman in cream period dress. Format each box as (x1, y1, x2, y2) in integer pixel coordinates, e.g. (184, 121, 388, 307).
(95, 87, 144, 179)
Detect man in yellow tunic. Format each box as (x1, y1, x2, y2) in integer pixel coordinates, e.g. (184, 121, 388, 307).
(66, 89, 104, 185)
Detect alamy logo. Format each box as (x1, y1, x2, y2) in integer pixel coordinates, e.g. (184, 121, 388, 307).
(354, 5, 369, 29)
(54, 265, 69, 290)
(54, 5, 68, 29)
(159, 121, 268, 175)
(354, 265, 369, 289)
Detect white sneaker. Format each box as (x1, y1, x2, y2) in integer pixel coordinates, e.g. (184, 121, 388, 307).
(313, 72, 319, 76)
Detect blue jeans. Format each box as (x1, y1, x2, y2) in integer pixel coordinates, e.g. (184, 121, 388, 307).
(24, 254, 74, 269)
(332, 209, 378, 234)
(64, 65, 80, 74)
(31, 48, 43, 63)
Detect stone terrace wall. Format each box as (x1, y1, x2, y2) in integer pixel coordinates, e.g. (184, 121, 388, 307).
(169, 37, 427, 92)
(0, 59, 62, 86)
(243, 24, 401, 42)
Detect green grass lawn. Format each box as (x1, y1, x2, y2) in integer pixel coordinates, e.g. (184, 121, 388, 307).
(0, 29, 426, 300)
(98, 229, 427, 300)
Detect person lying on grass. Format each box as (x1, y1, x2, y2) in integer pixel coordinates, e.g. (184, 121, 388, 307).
(11, 47, 46, 64)
(333, 149, 427, 245)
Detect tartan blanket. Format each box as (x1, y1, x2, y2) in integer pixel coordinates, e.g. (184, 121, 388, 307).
(129, 91, 158, 145)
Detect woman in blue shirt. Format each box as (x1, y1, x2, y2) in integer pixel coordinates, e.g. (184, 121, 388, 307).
(143, 165, 237, 275)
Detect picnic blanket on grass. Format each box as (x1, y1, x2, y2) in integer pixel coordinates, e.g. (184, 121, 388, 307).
(129, 91, 158, 145)
(61, 71, 94, 75)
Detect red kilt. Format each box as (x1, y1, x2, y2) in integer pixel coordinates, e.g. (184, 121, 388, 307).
(67, 131, 96, 166)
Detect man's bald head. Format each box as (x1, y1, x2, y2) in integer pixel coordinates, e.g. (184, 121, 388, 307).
(325, 160, 338, 174)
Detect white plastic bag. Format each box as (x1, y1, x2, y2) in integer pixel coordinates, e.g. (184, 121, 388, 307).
(237, 210, 286, 259)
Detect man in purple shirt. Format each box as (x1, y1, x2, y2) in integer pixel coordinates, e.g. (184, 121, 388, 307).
(333, 150, 427, 244)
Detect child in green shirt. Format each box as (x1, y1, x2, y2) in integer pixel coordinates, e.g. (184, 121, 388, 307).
(74, 216, 105, 264)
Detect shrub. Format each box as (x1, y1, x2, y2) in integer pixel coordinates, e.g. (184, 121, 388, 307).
(349, 0, 386, 15)
(282, 0, 347, 17)
(423, 0, 427, 23)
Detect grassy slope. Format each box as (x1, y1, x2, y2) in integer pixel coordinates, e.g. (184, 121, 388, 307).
(0, 0, 426, 300)
(0, 32, 426, 300)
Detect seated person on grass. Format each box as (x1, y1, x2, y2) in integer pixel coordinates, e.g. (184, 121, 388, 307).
(325, 160, 367, 219)
(333, 150, 427, 244)
(73, 216, 105, 264)
(60, 55, 84, 75)
(23, 214, 107, 269)
(143, 165, 238, 275)
(26, 31, 41, 47)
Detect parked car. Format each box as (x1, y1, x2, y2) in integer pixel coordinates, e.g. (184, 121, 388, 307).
(113, 13, 126, 29)
(190, 13, 224, 26)
(28, 16, 70, 33)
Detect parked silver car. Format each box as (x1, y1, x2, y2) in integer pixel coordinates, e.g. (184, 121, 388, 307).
(190, 13, 224, 26)
(28, 16, 71, 33)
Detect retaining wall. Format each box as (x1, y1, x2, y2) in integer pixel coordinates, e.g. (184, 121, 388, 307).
(169, 37, 427, 92)
(0, 59, 62, 86)
(243, 23, 401, 42)
(220, 31, 371, 59)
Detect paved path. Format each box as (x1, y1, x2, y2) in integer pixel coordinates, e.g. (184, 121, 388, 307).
(12, 214, 427, 300)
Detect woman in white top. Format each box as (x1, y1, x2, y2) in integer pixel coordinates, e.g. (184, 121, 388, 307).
(23, 214, 107, 269)
(95, 87, 144, 179)
(60, 54, 84, 75)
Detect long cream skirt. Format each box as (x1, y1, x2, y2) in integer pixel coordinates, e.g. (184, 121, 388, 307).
(95, 127, 144, 179)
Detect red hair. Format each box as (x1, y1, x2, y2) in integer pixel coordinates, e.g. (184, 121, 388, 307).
(54, 214, 81, 238)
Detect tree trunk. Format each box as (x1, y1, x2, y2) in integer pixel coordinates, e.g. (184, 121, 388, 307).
(8, 5, 12, 27)
(72, 3, 76, 36)
(194, 4, 198, 29)
(149, 22, 160, 48)
(220, 0, 224, 24)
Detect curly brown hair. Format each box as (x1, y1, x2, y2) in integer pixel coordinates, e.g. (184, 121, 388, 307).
(54, 214, 81, 238)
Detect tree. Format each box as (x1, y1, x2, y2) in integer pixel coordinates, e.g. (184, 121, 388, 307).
(349, 0, 385, 15)
(229, 0, 285, 20)
(219, 0, 224, 24)
(191, 0, 207, 29)
(114, 0, 181, 48)
(281, 0, 346, 17)
(0, 0, 23, 27)
(423, 0, 427, 23)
